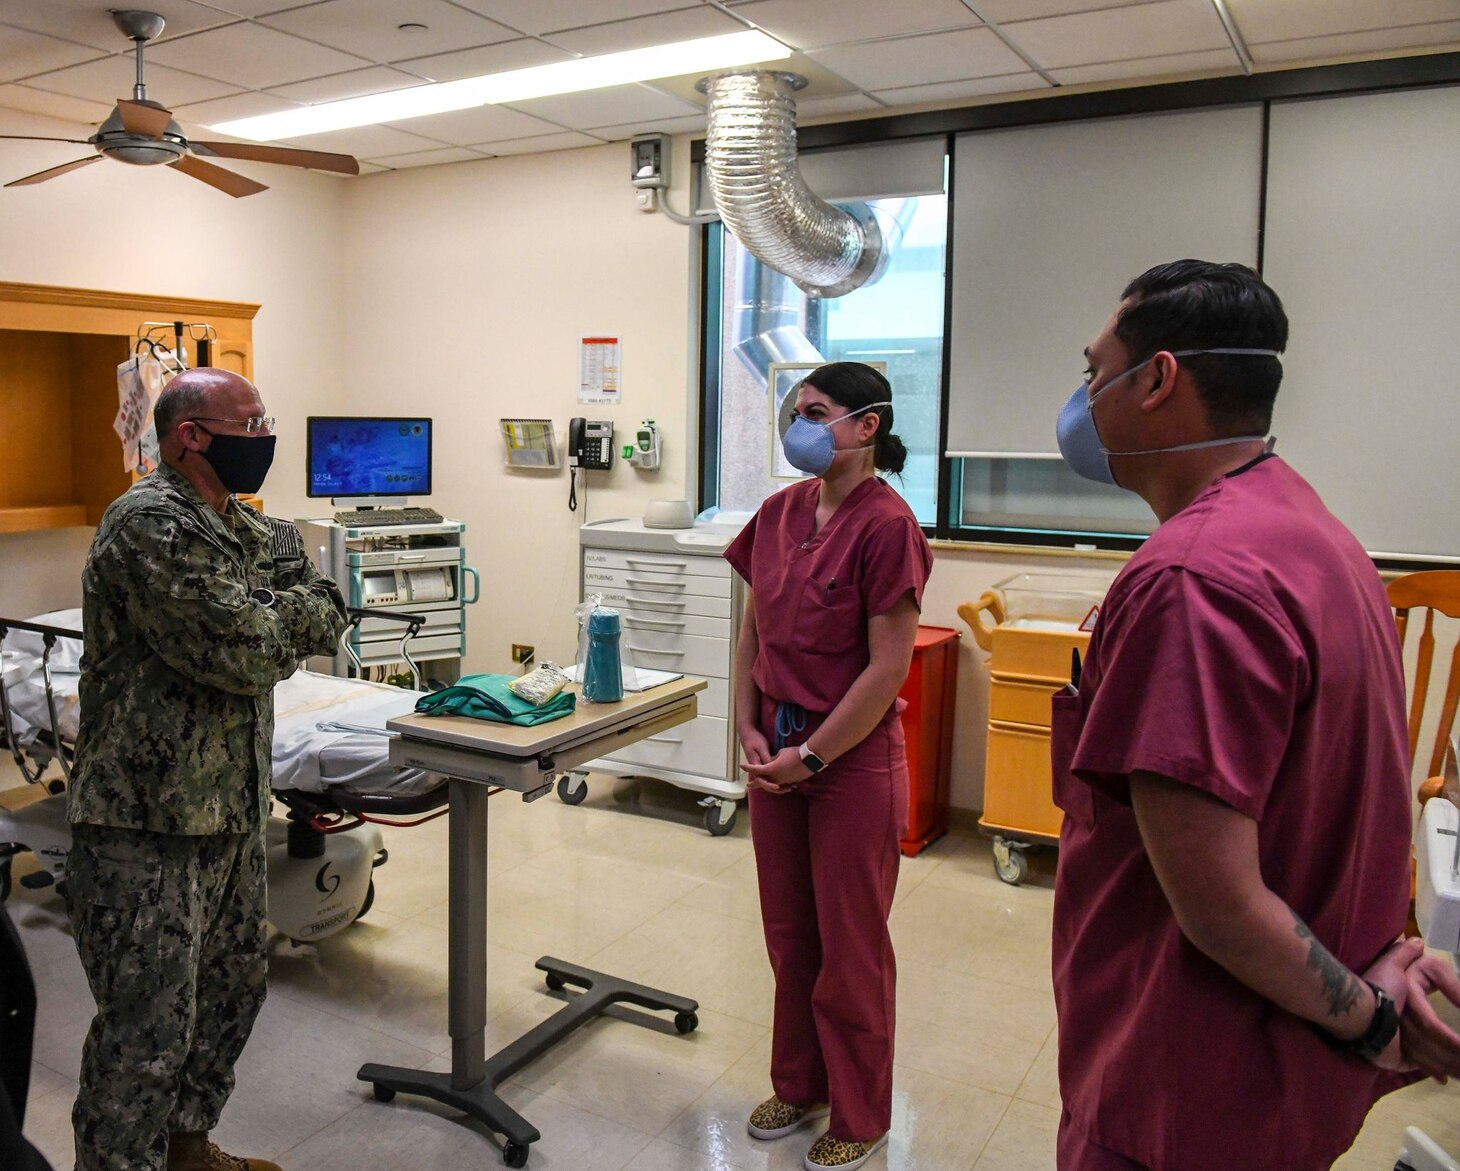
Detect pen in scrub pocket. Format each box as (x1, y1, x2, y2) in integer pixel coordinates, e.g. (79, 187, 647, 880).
(1070, 647, 1082, 690)
(826, 577, 837, 593)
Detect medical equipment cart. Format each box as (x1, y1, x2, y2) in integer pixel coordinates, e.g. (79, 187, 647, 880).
(569, 516, 746, 835)
(961, 572, 1111, 884)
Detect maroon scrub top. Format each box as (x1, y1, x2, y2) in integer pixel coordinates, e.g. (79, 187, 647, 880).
(1051, 455, 1415, 1171)
(724, 476, 932, 714)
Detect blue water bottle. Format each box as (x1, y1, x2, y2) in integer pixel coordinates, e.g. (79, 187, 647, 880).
(582, 608, 624, 703)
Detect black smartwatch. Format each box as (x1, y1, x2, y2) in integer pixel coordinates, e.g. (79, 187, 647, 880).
(1335, 982, 1400, 1063)
(249, 587, 278, 609)
(798, 742, 827, 774)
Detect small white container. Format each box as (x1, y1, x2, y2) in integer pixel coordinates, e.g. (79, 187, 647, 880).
(643, 499, 694, 529)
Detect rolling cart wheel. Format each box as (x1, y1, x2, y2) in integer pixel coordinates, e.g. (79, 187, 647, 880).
(503, 1140, 530, 1168)
(45, 779, 65, 796)
(372, 1083, 395, 1103)
(704, 802, 737, 837)
(556, 774, 588, 806)
(354, 878, 376, 922)
(992, 840, 1029, 886)
(674, 1011, 699, 1034)
(544, 972, 566, 992)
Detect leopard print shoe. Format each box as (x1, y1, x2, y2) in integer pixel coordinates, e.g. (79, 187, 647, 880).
(803, 1131, 889, 1170)
(747, 1095, 831, 1140)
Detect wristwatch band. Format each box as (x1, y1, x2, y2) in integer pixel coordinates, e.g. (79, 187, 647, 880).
(1338, 982, 1400, 1062)
(798, 741, 827, 774)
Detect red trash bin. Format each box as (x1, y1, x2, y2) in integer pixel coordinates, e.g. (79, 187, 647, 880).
(897, 625, 959, 857)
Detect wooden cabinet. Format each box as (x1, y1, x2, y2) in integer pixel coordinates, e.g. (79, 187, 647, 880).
(0, 282, 258, 533)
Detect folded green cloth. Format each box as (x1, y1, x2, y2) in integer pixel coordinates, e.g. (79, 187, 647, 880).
(414, 673, 576, 726)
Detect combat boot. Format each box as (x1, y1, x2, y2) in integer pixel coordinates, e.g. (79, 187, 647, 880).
(167, 1131, 283, 1171)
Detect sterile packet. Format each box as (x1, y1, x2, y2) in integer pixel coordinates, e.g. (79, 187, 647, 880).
(506, 661, 569, 707)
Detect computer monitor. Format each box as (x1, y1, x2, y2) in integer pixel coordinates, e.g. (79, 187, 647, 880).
(306, 416, 432, 501)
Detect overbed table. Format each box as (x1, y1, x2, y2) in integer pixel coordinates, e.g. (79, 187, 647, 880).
(358, 678, 706, 1168)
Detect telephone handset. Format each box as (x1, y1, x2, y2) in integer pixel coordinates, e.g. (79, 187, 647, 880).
(568, 417, 614, 471)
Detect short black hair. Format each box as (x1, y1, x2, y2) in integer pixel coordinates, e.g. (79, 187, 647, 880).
(801, 361, 908, 475)
(1116, 260, 1289, 434)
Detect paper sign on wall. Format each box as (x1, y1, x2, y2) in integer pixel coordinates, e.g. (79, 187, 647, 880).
(579, 336, 621, 404)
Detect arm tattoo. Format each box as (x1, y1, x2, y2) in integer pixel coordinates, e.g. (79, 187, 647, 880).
(1291, 911, 1362, 1018)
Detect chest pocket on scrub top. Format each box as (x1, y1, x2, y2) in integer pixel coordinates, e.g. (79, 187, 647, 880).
(1049, 690, 1096, 829)
(792, 576, 863, 655)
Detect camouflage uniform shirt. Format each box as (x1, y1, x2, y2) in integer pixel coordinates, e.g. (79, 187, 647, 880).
(69, 463, 347, 835)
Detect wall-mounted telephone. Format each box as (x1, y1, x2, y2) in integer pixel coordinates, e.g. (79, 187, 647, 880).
(568, 418, 614, 470)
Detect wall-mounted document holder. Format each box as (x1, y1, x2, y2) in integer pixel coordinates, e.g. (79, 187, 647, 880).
(500, 418, 561, 469)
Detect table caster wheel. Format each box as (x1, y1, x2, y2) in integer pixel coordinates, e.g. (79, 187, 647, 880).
(503, 1140, 530, 1168)
(372, 1083, 395, 1103)
(992, 838, 1029, 886)
(703, 800, 736, 837)
(556, 774, 588, 805)
(545, 972, 566, 992)
(674, 1011, 699, 1034)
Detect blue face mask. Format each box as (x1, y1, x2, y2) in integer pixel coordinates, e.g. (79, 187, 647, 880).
(1055, 348, 1280, 486)
(782, 401, 891, 477)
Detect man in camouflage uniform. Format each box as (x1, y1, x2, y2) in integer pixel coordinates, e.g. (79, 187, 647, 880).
(65, 368, 347, 1171)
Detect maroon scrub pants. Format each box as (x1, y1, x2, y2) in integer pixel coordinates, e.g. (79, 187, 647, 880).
(750, 699, 908, 1143)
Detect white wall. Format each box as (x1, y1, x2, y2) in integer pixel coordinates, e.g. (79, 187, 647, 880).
(0, 107, 348, 612)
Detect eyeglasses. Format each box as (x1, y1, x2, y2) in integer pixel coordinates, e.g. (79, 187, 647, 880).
(187, 416, 275, 435)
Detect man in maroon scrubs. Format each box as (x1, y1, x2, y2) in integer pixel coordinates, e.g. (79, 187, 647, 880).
(1049, 259, 1460, 1170)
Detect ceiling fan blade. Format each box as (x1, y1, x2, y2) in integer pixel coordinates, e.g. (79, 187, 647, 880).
(193, 140, 359, 176)
(0, 135, 93, 144)
(170, 154, 268, 197)
(117, 98, 173, 138)
(5, 155, 103, 187)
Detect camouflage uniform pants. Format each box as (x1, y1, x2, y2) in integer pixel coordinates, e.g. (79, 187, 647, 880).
(64, 822, 267, 1171)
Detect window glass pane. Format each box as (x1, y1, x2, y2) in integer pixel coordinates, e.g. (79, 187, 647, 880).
(710, 194, 947, 525)
(957, 457, 1155, 539)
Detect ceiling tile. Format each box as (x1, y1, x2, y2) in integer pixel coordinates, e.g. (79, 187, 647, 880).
(146, 22, 373, 89)
(795, 93, 884, 118)
(282, 122, 448, 155)
(1002, 0, 1230, 71)
(649, 52, 856, 105)
(446, 1, 692, 38)
(732, 0, 981, 51)
(544, 6, 748, 55)
(1225, 0, 1460, 44)
(172, 91, 306, 129)
(975, 0, 1158, 21)
(474, 130, 605, 154)
(506, 83, 699, 131)
(259, 0, 519, 64)
(872, 73, 1046, 107)
(267, 66, 430, 104)
(1250, 20, 1460, 64)
(199, 0, 326, 15)
(22, 56, 241, 107)
(0, 83, 113, 125)
(0, 0, 240, 52)
(383, 103, 563, 145)
(365, 145, 488, 167)
(390, 38, 574, 83)
(0, 25, 105, 84)
(810, 27, 1028, 90)
(1049, 46, 1240, 85)
(586, 113, 708, 140)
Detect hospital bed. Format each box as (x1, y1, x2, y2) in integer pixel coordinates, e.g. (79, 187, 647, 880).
(0, 607, 447, 941)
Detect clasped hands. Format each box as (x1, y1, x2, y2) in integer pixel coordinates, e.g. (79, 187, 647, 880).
(1363, 934, 1460, 1079)
(738, 726, 812, 794)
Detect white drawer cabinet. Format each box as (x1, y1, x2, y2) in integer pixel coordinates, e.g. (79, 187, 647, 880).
(573, 517, 748, 835)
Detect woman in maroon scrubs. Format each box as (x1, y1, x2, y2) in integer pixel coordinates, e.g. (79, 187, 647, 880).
(724, 362, 933, 1171)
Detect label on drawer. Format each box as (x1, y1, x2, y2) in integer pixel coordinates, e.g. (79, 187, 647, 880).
(584, 567, 730, 599)
(582, 548, 731, 579)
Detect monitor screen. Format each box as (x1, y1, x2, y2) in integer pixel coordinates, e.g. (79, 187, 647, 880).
(307, 417, 432, 499)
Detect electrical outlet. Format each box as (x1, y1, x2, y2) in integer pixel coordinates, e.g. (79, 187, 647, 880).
(512, 644, 535, 666)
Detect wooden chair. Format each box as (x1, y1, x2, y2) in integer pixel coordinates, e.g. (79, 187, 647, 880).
(1388, 571, 1460, 805)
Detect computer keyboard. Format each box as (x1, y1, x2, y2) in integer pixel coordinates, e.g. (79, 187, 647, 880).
(334, 507, 444, 528)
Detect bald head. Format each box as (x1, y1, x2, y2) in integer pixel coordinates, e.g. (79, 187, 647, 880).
(154, 368, 261, 441)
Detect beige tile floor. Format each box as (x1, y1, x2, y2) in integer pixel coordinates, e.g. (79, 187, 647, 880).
(6, 768, 1459, 1171)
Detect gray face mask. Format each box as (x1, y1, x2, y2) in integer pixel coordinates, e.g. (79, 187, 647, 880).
(1055, 348, 1281, 486)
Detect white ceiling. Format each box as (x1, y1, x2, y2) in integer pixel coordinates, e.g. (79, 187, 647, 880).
(0, 0, 1457, 172)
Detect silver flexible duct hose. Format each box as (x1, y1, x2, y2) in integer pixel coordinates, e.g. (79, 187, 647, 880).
(702, 70, 887, 299)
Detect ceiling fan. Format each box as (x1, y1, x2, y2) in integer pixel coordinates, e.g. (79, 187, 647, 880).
(0, 9, 359, 197)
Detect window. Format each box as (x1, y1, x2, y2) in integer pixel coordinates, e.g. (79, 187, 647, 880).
(703, 192, 948, 526)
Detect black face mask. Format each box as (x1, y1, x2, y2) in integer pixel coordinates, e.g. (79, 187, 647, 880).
(195, 427, 276, 494)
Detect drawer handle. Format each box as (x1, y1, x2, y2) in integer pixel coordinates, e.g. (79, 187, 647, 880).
(624, 576, 686, 589)
(627, 557, 687, 569)
(624, 595, 687, 609)
(647, 734, 684, 744)
(627, 645, 684, 657)
(625, 617, 687, 629)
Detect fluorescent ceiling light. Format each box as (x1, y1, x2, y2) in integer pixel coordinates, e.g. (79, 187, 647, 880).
(210, 30, 792, 142)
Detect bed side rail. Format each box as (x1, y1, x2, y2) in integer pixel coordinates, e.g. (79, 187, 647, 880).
(0, 615, 82, 786)
(343, 607, 429, 690)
